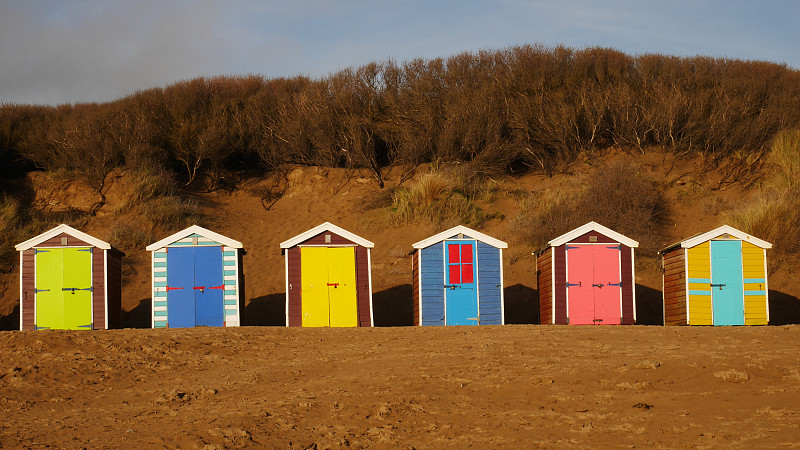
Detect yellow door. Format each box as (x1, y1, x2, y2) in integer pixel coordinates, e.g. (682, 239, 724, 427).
(301, 247, 330, 327)
(327, 247, 357, 327)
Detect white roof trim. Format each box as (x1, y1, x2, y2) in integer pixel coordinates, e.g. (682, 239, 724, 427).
(280, 222, 374, 248)
(146, 225, 243, 251)
(412, 225, 508, 249)
(680, 225, 772, 249)
(548, 221, 639, 248)
(15, 224, 111, 251)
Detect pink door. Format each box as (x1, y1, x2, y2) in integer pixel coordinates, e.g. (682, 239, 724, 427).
(566, 244, 622, 325)
(593, 245, 622, 325)
(566, 245, 595, 325)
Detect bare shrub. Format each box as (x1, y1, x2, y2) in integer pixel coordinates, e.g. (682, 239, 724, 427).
(510, 159, 668, 253)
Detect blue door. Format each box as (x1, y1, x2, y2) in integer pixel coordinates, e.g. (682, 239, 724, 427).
(167, 247, 196, 328)
(166, 246, 225, 328)
(445, 241, 479, 325)
(711, 240, 745, 326)
(194, 246, 225, 327)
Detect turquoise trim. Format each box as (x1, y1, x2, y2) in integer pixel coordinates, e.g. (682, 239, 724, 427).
(153, 322, 167, 328)
(154, 291, 167, 297)
(744, 278, 766, 284)
(154, 281, 167, 287)
(689, 290, 711, 296)
(223, 251, 236, 257)
(154, 262, 167, 268)
(688, 278, 711, 284)
(223, 279, 235, 285)
(223, 270, 236, 276)
(154, 252, 167, 258)
(224, 299, 238, 305)
(225, 309, 237, 316)
(224, 290, 236, 296)
(154, 311, 168, 317)
(153, 300, 168, 307)
(744, 290, 766, 296)
(223, 260, 236, 266)
(169, 241, 221, 246)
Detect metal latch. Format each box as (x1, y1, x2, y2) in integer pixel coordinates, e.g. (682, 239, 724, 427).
(710, 283, 726, 290)
(592, 283, 605, 288)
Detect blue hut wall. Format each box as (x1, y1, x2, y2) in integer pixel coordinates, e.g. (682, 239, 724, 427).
(417, 236, 504, 326)
(477, 241, 503, 325)
(419, 244, 445, 325)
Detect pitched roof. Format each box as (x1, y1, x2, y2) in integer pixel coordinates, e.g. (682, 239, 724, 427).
(15, 224, 111, 251)
(145, 225, 243, 251)
(412, 225, 508, 249)
(547, 221, 639, 248)
(660, 225, 772, 253)
(280, 222, 374, 248)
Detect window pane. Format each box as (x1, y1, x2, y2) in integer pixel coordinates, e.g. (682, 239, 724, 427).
(449, 264, 461, 284)
(448, 244, 460, 264)
(462, 264, 474, 283)
(461, 244, 473, 264)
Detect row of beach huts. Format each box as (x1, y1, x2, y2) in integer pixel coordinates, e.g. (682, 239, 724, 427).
(12, 221, 771, 330)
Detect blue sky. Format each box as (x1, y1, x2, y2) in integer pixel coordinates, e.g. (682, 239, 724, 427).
(1, 0, 798, 105)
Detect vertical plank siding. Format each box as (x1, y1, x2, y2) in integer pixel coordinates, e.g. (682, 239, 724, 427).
(477, 242, 503, 325)
(91, 247, 106, 330)
(287, 247, 302, 327)
(620, 245, 635, 325)
(412, 251, 420, 326)
(355, 246, 372, 327)
(662, 247, 687, 325)
(553, 246, 568, 324)
(537, 248, 553, 325)
(420, 244, 445, 325)
(21, 249, 35, 330)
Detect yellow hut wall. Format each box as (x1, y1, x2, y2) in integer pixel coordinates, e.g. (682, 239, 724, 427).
(686, 242, 713, 325)
(742, 242, 768, 325)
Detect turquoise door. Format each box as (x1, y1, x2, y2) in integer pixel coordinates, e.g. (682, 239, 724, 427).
(445, 241, 479, 325)
(711, 240, 745, 326)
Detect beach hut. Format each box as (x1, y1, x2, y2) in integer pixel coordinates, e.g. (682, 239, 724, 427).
(146, 226, 244, 328)
(660, 225, 771, 326)
(280, 222, 374, 327)
(536, 222, 638, 325)
(411, 225, 507, 326)
(15, 224, 123, 330)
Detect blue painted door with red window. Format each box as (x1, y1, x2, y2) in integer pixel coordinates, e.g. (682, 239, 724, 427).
(166, 246, 224, 327)
(445, 240, 478, 325)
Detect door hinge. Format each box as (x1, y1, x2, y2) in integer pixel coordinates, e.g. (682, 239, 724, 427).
(34, 288, 50, 293)
(607, 282, 622, 287)
(565, 282, 581, 287)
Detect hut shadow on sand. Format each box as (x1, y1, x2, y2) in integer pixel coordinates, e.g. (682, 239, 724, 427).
(504, 284, 538, 324)
(635, 284, 664, 325)
(0, 304, 20, 331)
(243, 293, 286, 326)
(373, 284, 413, 327)
(768, 290, 800, 325)
(122, 298, 152, 329)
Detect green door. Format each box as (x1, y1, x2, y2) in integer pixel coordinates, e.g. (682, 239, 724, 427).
(35, 248, 93, 330)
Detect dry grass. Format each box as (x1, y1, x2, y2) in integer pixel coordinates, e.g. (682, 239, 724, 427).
(387, 165, 500, 228)
(728, 129, 800, 268)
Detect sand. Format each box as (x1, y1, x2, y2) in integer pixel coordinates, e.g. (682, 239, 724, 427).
(1, 325, 799, 448)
